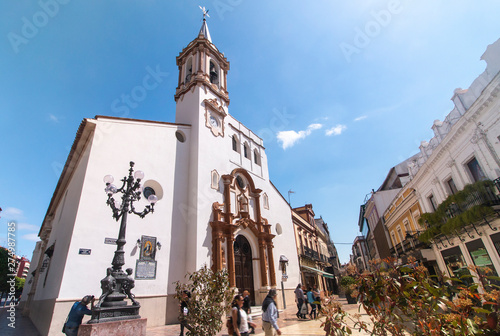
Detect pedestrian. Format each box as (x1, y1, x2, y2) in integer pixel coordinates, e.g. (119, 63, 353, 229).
(262, 289, 282, 336)
(62, 295, 94, 336)
(306, 287, 317, 319)
(242, 290, 255, 334)
(312, 285, 321, 312)
(294, 283, 307, 319)
(231, 294, 256, 336)
(179, 290, 193, 336)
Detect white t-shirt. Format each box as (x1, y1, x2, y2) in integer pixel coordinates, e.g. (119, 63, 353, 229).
(234, 307, 250, 333)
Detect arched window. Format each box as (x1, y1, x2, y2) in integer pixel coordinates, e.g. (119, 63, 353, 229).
(232, 135, 238, 152)
(243, 143, 249, 159)
(209, 60, 219, 85)
(253, 149, 261, 166)
(211, 170, 219, 190)
(262, 193, 269, 209)
(185, 57, 193, 83)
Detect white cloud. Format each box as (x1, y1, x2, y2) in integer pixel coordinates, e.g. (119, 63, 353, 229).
(2, 207, 24, 219)
(49, 114, 59, 122)
(326, 124, 347, 136)
(22, 233, 40, 242)
(17, 223, 39, 231)
(277, 123, 323, 149)
(354, 116, 367, 121)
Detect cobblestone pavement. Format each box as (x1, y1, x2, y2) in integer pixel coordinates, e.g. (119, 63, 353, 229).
(0, 296, 372, 336)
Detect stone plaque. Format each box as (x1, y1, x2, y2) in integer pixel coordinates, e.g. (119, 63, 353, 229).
(135, 260, 157, 279)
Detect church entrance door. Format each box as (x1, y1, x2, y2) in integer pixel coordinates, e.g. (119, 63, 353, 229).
(234, 235, 255, 305)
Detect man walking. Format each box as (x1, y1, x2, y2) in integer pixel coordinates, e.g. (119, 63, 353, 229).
(262, 289, 281, 336)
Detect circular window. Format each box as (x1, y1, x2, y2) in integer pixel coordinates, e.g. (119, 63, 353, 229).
(175, 131, 186, 143)
(276, 223, 283, 236)
(236, 175, 246, 189)
(141, 180, 164, 201)
(143, 186, 156, 199)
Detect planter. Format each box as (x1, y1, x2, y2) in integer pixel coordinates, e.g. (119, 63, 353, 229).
(345, 292, 356, 304)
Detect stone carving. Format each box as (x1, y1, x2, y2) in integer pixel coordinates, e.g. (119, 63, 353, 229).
(96, 268, 116, 308)
(123, 268, 139, 306)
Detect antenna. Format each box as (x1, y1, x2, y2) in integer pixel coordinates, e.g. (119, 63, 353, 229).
(288, 190, 295, 205)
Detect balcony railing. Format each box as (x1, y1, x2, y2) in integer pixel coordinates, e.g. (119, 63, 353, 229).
(301, 246, 323, 262)
(419, 180, 500, 244)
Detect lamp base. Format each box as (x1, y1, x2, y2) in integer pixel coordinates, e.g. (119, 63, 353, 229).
(80, 317, 147, 336)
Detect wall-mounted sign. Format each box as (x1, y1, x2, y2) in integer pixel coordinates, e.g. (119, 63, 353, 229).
(79, 248, 91, 255)
(104, 238, 117, 245)
(140, 235, 157, 261)
(135, 260, 157, 279)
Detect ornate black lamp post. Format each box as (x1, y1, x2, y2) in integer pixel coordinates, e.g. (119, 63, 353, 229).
(89, 161, 158, 323)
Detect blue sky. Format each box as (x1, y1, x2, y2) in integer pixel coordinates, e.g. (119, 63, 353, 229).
(1, 1, 499, 265)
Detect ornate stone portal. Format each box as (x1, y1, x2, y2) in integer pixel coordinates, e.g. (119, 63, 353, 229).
(210, 168, 277, 289)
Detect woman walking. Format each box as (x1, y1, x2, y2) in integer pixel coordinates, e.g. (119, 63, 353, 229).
(231, 294, 256, 336)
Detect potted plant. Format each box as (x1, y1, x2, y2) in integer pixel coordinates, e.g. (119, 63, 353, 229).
(340, 275, 357, 304)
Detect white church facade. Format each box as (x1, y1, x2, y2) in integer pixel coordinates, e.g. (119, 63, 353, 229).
(20, 19, 301, 336)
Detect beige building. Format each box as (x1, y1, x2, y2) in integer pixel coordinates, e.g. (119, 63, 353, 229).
(292, 204, 334, 293)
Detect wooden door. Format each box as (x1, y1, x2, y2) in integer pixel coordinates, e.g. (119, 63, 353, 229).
(234, 235, 255, 305)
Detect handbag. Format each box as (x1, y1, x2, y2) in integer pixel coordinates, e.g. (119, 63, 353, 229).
(300, 302, 308, 315)
(226, 317, 234, 335)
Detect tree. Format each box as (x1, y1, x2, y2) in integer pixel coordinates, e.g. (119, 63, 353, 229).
(173, 265, 234, 336)
(0, 247, 9, 294)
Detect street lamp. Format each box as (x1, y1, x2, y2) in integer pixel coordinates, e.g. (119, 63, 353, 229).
(89, 161, 158, 324)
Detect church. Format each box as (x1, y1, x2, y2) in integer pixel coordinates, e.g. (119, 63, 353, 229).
(20, 18, 301, 335)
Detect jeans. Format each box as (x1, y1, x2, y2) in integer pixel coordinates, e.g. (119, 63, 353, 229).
(297, 298, 306, 318)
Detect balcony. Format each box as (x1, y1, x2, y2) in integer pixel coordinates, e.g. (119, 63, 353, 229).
(419, 180, 500, 243)
(301, 246, 321, 262)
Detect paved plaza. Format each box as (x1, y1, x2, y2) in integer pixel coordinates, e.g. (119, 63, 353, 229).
(0, 296, 372, 336)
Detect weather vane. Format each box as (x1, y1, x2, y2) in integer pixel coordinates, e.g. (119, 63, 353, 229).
(199, 5, 210, 20)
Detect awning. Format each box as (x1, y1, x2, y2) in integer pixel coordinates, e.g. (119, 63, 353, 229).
(301, 265, 335, 278)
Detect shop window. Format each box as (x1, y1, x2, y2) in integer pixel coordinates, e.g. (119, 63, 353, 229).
(466, 239, 500, 286)
(441, 246, 473, 285)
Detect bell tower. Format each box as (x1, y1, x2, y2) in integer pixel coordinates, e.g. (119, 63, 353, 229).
(174, 14, 230, 125)
(173, 13, 233, 272)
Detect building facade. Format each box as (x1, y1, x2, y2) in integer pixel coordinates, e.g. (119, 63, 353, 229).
(357, 38, 500, 281)
(292, 205, 335, 294)
(405, 38, 500, 283)
(20, 20, 301, 335)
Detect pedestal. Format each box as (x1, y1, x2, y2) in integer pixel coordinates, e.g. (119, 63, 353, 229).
(88, 304, 141, 324)
(78, 317, 147, 336)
